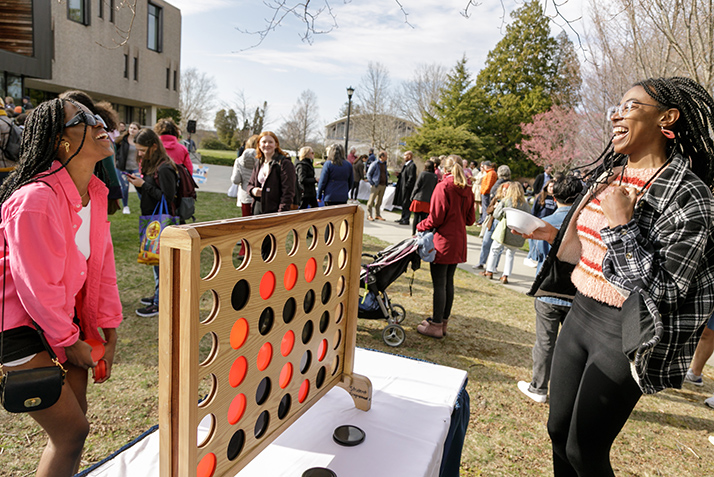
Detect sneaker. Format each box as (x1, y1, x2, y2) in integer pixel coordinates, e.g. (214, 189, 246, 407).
(136, 303, 159, 317)
(122, 206, 131, 214)
(705, 396, 714, 409)
(518, 380, 547, 403)
(140, 296, 154, 306)
(523, 258, 538, 268)
(685, 369, 704, 386)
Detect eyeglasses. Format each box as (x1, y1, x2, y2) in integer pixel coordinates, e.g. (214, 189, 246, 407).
(607, 100, 665, 119)
(64, 111, 107, 129)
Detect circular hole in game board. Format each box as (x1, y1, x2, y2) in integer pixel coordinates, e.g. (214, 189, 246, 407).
(303, 289, 315, 314)
(256, 377, 271, 405)
(257, 342, 273, 371)
(304, 257, 317, 283)
(302, 320, 314, 344)
(261, 234, 276, 262)
(284, 263, 298, 291)
(317, 339, 328, 362)
(298, 379, 310, 403)
(254, 411, 270, 439)
(197, 452, 216, 477)
(197, 413, 215, 447)
(322, 253, 333, 276)
(300, 350, 312, 374)
(316, 366, 327, 389)
(321, 282, 332, 305)
(283, 297, 296, 324)
(230, 318, 249, 350)
(278, 394, 291, 420)
(279, 362, 293, 389)
(229, 356, 248, 387)
(231, 279, 250, 311)
(339, 219, 349, 241)
(338, 248, 348, 270)
(227, 393, 246, 425)
(232, 239, 250, 270)
(198, 332, 217, 366)
(285, 229, 298, 256)
(333, 329, 342, 350)
(226, 429, 245, 461)
(336, 276, 345, 297)
(319, 311, 330, 333)
(331, 355, 340, 376)
(199, 289, 217, 325)
(198, 374, 216, 407)
(200, 246, 218, 280)
(306, 225, 318, 250)
(260, 271, 276, 300)
(281, 330, 295, 357)
(324, 222, 335, 245)
(259, 307, 274, 335)
(334, 302, 344, 324)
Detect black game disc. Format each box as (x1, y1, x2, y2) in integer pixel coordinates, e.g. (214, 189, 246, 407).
(302, 467, 337, 477)
(333, 424, 365, 447)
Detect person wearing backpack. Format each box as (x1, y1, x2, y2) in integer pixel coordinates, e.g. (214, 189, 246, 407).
(0, 97, 21, 184)
(125, 129, 177, 318)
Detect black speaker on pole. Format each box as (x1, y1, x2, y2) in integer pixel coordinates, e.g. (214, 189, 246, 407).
(187, 120, 197, 134)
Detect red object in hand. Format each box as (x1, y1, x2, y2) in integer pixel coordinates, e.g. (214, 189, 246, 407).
(94, 359, 107, 382)
(84, 339, 107, 382)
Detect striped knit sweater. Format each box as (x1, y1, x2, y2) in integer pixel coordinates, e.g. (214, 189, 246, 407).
(571, 167, 658, 307)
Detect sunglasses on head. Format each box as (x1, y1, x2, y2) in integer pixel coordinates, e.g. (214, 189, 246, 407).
(64, 111, 107, 129)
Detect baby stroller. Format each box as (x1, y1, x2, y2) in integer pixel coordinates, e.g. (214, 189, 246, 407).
(359, 237, 421, 347)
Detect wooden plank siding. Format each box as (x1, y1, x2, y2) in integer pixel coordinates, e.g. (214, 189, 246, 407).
(0, 0, 34, 57)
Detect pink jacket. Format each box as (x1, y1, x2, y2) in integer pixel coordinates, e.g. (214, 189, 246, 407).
(160, 135, 193, 175)
(0, 163, 123, 362)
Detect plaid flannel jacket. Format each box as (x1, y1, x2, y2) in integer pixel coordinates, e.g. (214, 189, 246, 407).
(600, 154, 714, 393)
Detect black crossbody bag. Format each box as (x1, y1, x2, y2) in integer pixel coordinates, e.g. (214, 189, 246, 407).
(0, 236, 66, 413)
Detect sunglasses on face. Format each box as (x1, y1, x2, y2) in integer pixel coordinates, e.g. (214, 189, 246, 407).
(64, 111, 107, 129)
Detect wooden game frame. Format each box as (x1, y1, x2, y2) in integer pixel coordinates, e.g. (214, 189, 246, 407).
(158, 205, 372, 477)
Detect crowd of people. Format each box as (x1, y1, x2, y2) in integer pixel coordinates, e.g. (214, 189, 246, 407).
(3, 74, 714, 476)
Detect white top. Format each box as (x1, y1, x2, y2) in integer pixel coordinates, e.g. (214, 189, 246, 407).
(76, 201, 91, 259)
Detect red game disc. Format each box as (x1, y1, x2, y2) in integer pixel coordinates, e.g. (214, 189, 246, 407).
(85, 338, 105, 362)
(93, 359, 107, 382)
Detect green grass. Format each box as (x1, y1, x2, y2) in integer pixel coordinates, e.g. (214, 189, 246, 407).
(197, 148, 236, 166)
(1, 191, 713, 475)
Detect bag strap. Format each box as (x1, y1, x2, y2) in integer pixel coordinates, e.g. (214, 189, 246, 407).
(1, 234, 65, 374)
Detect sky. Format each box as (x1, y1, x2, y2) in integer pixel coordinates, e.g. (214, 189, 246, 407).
(167, 0, 587, 132)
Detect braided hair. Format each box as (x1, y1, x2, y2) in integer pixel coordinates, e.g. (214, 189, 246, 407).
(0, 98, 89, 205)
(578, 77, 714, 192)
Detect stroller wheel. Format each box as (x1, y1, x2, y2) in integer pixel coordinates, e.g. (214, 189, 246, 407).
(388, 304, 406, 325)
(382, 324, 406, 347)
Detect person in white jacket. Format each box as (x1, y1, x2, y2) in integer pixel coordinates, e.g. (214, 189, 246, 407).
(231, 134, 258, 216)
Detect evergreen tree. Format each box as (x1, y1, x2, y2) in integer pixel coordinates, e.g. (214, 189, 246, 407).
(428, 55, 475, 128)
(550, 31, 582, 107)
(214, 109, 238, 148)
(405, 124, 483, 163)
(470, 0, 559, 176)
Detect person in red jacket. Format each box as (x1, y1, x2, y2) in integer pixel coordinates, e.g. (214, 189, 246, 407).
(416, 155, 476, 338)
(154, 118, 193, 175)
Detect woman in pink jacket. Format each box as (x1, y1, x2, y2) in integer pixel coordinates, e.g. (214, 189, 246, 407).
(0, 97, 123, 476)
(416, 155, 476, 338)
(154, 117, 193, 175)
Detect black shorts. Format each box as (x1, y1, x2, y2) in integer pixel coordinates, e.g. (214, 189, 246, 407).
(0, 326, 45, 363)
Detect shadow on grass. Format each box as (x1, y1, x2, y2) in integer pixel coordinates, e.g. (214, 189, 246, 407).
(629, 408, 714, 432)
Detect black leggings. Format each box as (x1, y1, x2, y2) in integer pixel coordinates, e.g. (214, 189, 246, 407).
(548, 293, 642, 476)
(430, 263, 457, 323)
(412, 211, 428, 236)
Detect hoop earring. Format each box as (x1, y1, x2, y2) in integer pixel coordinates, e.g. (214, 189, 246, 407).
(61, 141, 70, 153)
(660, 126, 675, 139)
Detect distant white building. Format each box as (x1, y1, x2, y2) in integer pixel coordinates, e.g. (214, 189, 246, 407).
(324, 114, 417, 156)
(0, 0, 181, 125)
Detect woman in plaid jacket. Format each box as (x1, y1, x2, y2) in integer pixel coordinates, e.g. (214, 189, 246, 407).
(524, 77, 714, 476)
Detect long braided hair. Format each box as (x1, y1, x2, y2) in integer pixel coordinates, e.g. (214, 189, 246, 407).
(0, 98, 89, 205)
(578, 77, 714, 192)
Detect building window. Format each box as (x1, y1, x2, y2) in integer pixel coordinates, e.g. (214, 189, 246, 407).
(147, 3, 163, 52)
(133, 56, 138, 81)
(173, 70, 177, 91)
(110, 0, 115, 23)
(68, 0, 90, 25)
(98, 0, 103, 18)
(123, 54, 129, 78)
(166, 68, 170, 89)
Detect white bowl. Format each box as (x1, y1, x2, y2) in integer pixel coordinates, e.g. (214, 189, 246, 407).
(503, 207, 546, 235)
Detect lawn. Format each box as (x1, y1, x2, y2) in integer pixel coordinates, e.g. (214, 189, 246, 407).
(1, 191, 713, 476)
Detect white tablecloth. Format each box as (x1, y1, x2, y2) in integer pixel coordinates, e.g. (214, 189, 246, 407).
(84, 348, 467, 477)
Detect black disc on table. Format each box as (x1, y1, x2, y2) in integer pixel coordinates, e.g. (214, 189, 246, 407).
(302, 467, 337, 477)
(333, 424, 365, 447)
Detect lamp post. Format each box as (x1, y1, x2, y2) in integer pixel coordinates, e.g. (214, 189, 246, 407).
(345, 86, 354, 153)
